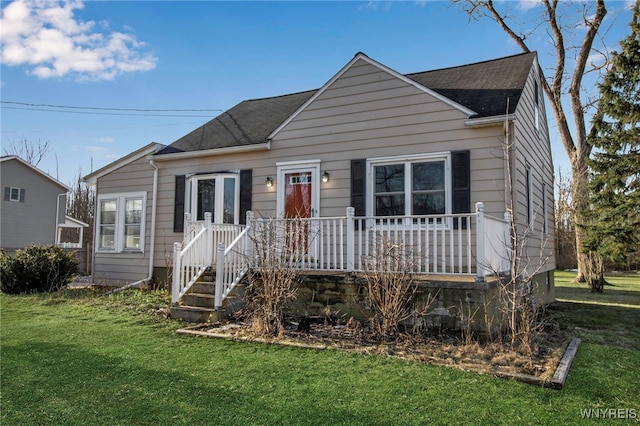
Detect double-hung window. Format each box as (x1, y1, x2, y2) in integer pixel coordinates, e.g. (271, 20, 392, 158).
(187, 174, 239, 224)
(97, 192, 146, 252)
(369, 153, 450, 223)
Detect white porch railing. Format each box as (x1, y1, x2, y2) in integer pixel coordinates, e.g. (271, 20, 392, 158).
(182, 213, 245, 255)
(171, 212, 245, 305)
(352, 213, 476, 275)
(172, 202, 511, 307)
(214, 223, 253, 309)
(477, 206, 512, 277)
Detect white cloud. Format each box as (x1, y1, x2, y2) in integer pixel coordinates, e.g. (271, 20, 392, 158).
(517, 0, 543, 11)
(0, 0, 157, 81)
(359, 1, 393, 12)
(587, 50, 608, 69)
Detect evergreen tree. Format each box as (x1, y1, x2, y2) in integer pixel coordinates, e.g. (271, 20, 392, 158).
(584, 2, 640, 290)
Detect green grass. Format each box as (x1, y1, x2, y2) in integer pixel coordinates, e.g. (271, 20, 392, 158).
(1, 275, 639, 426)
(549, 270, 640, 351)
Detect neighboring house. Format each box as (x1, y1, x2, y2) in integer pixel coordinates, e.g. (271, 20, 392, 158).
(0, 156, 76, 253)
(84, 52, 556, 326)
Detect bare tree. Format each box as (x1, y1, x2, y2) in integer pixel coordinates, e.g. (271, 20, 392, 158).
(66, 168, 95, 249)
(453, 0, 608, 283)
(554, 168, 577, 270)
(2, 137, 51, 167)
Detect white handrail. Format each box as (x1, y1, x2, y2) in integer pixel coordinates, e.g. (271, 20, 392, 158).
(171, 226, 210, 304)
(215, 225, 252, 309)
(171, 212, 213, 305)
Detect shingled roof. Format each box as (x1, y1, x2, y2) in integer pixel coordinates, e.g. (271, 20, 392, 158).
(407, 52, 535, 119)
(157, 52, 536, 155)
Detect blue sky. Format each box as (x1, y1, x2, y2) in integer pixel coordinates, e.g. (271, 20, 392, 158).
(0, 0, 635, 186)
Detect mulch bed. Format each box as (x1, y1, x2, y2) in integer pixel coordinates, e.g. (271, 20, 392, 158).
(177, 316, 578, 388)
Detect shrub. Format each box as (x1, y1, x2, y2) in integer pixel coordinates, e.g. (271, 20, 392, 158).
(0, 245, 79, 294)
(361, 237, 419, 339)
(243, 217, 303, 337)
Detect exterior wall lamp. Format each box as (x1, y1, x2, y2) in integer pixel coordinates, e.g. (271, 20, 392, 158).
(322, 171, 330, 183)
(265, 176, 274, 187)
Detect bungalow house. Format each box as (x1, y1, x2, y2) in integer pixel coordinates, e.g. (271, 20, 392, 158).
(84, 52, 556, 326)
(0, 156, 86, 253)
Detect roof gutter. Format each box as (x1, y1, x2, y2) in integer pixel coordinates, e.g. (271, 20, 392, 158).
(151, 141, 271, 162)
(464, 114, 516, 128)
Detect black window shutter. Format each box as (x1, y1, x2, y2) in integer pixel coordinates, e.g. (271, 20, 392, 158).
(351, 159, 366, 217)
(351, 159, 366, 231)
(239, 169, 252, 225)
(451, 150, 470, 229)
(173, 175, 186, 232)
(19, 188, 25, 202)
(4, 187, 10, 201)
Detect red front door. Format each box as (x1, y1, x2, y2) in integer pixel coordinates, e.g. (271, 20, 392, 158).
(284, 171, 313, 255)
(284, 172, 312, 219)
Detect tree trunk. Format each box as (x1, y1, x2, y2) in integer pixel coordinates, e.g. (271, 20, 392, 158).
(584, 251, 605, 293)
(571, 156, 590, 283)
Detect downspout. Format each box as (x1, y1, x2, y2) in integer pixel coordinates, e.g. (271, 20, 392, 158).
(148, 159, 159, 280)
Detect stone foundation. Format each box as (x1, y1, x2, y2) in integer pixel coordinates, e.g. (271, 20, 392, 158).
(284, 272, 508, 333)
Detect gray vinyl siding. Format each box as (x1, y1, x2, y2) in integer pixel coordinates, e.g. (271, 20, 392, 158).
(150, 58, 510, 264)
(511, 62, 556, 273)
(273, 59, 507, 218)
(92, 156, 155, 284)
(0, 159, 67, 250)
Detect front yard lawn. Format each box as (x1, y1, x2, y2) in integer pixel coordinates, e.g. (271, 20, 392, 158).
(1, 272, 638, 425)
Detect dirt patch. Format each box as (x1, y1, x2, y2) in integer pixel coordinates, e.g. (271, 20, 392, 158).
(178, 316, 574, 385)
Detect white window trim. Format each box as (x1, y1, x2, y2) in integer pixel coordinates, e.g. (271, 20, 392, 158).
(9, 187, 21, 201)
(186, 173, 240, 224)
(276, 160, 321, 218)
(96, 191, 146, 253)
(366, 152, 452, 219)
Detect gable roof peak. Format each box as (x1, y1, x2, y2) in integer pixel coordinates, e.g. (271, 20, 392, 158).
(159, 51, 536, 155)
(1, 155, 70, 190)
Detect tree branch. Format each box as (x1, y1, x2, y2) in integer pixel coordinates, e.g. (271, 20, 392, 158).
(569, 0, 607, 162)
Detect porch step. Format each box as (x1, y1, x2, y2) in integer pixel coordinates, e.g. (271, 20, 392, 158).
(170, 270, 246, 323)
(182, 293, 216, 309)
(191, 282, 216, 295)
(170, 305, 219, 323)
